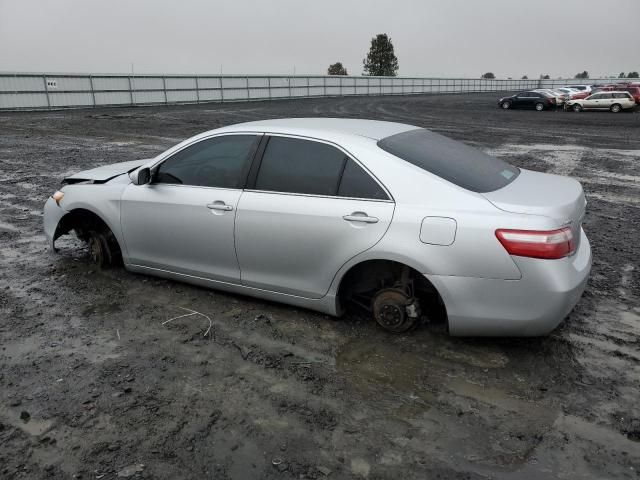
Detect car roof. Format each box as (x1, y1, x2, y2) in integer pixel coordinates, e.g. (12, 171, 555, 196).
(214, 118, 420, 141)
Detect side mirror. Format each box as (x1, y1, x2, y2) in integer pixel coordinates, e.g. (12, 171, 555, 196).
(131, 167, 151, 185)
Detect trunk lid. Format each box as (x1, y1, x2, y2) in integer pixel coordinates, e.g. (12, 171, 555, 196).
(63, 159, 150, 184)
(483, 168, 586, 246)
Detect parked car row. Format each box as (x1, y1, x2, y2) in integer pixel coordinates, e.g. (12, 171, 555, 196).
(498, 82, 639, 113)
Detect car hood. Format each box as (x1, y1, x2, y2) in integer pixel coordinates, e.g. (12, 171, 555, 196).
(63, 159, 151, 183)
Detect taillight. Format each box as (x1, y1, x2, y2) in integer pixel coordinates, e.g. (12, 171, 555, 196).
(495, 227, 575, 260)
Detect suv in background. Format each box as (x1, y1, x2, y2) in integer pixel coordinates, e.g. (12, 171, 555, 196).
(618, 86, 640, 104)
(498, 91, 556, 111)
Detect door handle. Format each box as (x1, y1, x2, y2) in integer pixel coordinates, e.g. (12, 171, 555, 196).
(207, 202, 233, 211)
(343, 212, 379, 224)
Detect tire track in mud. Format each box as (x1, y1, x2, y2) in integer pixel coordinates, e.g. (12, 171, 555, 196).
(1, 93, 639, 479)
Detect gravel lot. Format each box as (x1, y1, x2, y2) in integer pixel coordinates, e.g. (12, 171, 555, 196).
(1, 93, 639, 479)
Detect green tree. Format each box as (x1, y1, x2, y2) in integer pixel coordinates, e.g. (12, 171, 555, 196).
(619, 72, 626, 78)
(540, 74, 550, 79)
(481, 72, 495, 79)
(627, 71, 639, 78)
(521, 75, 528, 79)
(574, 70, 589, 79)
(327, 62, 348, 75)
(362, 34, 399, 76)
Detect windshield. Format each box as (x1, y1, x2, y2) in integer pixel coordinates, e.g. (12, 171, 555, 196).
(377, 129, 520, 193)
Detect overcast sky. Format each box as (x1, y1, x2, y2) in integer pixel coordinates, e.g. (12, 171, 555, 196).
(1, 0, 638, 78)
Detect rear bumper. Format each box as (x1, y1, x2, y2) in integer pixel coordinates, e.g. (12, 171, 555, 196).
(428, 227, 591, 336)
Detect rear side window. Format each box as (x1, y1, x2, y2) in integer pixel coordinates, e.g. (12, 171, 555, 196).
(338, 160, 389, 200)
(255, 137, 346, 196)
(377, 129, 519, 193)
(155, 135, 257, 188)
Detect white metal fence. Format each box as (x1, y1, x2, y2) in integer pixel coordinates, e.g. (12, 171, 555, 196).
(0, 72, 614, 111)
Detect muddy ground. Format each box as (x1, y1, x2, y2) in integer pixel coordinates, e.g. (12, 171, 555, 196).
(0, 93, 639, 479)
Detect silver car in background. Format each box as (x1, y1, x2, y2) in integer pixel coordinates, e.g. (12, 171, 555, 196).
(44, 119, 591, 336)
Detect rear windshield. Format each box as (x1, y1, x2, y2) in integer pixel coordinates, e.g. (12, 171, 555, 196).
(377, 129, 520, 193)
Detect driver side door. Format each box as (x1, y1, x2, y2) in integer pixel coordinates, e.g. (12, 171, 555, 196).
(120, 134, 260, 283)
(583, 93, 602, 109)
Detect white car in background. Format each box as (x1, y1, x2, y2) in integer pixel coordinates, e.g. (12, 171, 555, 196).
(555, 87, 583, 99)
(564, 84, 593, 93)
(565, 91, 636, 112)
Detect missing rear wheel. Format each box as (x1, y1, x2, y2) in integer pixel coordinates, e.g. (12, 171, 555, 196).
(372, 289, 419, 333)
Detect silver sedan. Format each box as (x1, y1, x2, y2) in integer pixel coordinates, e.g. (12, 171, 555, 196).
(43, 118, 591, 336)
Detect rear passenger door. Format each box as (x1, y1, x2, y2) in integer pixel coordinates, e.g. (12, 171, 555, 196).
(235, 135, 394, 299)
(600, 93, 615, 109)
(531, 92, 543, 106)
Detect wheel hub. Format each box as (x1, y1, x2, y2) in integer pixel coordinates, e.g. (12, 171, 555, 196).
(371, 288, 419, 333)
(379, 303, 403, 327)
(88, 236, 103, 265)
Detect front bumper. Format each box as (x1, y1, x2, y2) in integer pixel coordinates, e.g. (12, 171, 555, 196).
(43, 196, 69, 250)
(428, 227, 592, 336)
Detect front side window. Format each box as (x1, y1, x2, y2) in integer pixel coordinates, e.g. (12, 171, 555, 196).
(378, 128, 519, 193)
(155, 135, 258, 188)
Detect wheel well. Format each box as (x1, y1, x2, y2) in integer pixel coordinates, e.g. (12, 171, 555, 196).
(337, 259, 447, 324)
(54, 208, 122, 263)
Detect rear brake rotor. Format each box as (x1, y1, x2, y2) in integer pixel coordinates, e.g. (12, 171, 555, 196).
(372, 289, 418, 333)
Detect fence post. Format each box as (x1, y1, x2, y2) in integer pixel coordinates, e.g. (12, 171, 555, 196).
(323, 76, 327, 97)
(268, 76, 272, 100)
(220, 76, 225, 103)
(246, 76, 250, 100)
(89, 75, 96, 107)
(288, 76, 292, 98)
(128, 76, 135, 106)
(162, 77, 168, 104)
(307, 77, 310, 97)
(195, 76, 200, 103)
(42, 75, 51, 109)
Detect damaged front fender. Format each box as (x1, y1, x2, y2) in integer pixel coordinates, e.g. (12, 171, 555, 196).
(43, 196, 70, 251)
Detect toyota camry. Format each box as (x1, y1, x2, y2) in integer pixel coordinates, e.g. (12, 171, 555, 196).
(44, 119, 591, 336)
